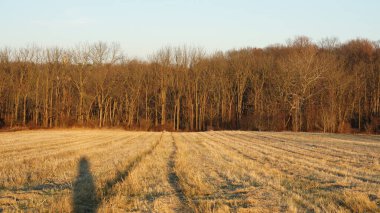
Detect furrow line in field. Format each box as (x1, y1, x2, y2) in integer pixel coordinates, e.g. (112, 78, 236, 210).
(235, 132, 380, 174)
(174, 132, 249, 211)
(0, 131, 97, 148)
(0, 134, 117, 160)
(1, 133, 130, 162)
(244, 132, 369, 161)
(259, 133, 380, 170)
(168, 133, 194, 212)
(0, 133, 149, 189)
(223, 131, 380, 182)
(198, 132, 321, 212)
(314, 133, 380, 145)
(179, 133, 280, 211)
(263, 132, 380, 151)
(249, 132, 379, 159)
(176, 133, 244, 198)
(99, 132, 163, 203)
(211, 131, 380, 185)
(93, 132, 156, 178)
(0, 132, 101, 155)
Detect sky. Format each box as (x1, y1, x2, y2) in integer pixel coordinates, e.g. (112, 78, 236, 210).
(0, 0, 379, 59)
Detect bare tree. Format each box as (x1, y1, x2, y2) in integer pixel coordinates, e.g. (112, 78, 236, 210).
(0, 39, 379, 133)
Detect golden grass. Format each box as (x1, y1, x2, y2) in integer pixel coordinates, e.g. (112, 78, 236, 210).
(0, 130, 379, 212)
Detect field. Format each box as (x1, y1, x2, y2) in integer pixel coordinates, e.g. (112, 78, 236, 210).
(0, 130, 379, 212)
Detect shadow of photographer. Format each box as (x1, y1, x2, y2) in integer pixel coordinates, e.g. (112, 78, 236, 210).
(73, 157, 99, 213)
(72, 154, 141, 212)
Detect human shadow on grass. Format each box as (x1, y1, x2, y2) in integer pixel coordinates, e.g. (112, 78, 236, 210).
(72, 146, 156, 212)
(72, 156, 133, 213)
(73, 157, 99, 213)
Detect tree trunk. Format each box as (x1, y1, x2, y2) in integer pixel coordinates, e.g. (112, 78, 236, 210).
(145, 89, 149, 121)
(176, 97, 180, 130)
(98, 93, 103, 128)
(23, 95, 27, 126)
(14, 93, 20, 126)
(195, 83, 199, 131)
(161, 88, 166, 127)
(49, 86, 53, 128)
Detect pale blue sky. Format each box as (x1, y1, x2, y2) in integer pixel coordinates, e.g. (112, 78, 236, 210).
(0, 0, 379, 58)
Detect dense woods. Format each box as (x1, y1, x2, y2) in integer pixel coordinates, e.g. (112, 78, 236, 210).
(1, 36, 380, 133)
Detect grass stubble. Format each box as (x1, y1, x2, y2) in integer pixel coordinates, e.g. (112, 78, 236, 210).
(0, 130, 379, 212)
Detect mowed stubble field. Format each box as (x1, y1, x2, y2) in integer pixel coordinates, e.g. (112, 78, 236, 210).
(0, 130, 379, 212)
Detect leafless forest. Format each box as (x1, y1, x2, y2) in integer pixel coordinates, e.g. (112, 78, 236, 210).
(1, 36, 380, 132)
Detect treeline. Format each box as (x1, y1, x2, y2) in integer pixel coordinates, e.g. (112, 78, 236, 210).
(1, 36, 380, 132)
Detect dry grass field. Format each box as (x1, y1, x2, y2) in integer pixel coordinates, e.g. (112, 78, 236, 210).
(0, 130, 379, 212)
